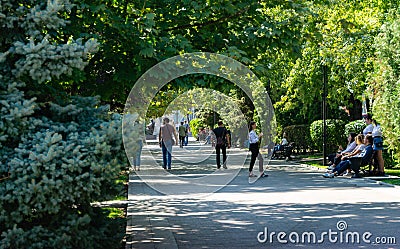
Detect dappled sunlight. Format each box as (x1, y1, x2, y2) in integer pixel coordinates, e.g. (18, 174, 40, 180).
(126, 197, 400, 248)
(126, 141, 400, 248)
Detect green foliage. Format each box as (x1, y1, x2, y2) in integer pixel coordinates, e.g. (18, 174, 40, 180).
(58, 0, 310, 113)
(0, 95, 126, 248)
(189, 118, 205, 139)
(310, 119, 347, 153)
(0, 1, 126, 248)
(1, 207, 124, 249)
(283, 125, 314, 153)
(382, 179, 400, 186)
(344, 119, 366, 135)
(104, 207, 125, 219)
(274, 1, 389, 124)
(371, 13, 400, 164)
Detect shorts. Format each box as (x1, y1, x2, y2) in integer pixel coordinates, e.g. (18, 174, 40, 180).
(373, 136, 384, 151)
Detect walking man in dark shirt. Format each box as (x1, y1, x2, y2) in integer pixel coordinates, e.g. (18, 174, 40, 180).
(213, 120, 230, 169)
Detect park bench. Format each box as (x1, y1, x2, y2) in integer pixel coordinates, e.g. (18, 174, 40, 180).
(349, 151, 376, 178)
(272, 142, 294, 160)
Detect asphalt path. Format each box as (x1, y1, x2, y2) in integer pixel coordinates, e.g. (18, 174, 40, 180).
(125, 140, 400, 249)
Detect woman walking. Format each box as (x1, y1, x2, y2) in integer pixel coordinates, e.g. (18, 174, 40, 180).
(248, 121, 267, 177)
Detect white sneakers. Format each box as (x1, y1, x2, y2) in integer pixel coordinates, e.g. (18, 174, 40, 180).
(323, 172, 335, 178)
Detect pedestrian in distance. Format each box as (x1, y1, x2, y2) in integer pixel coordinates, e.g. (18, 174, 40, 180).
(131, 120, 144, 171)
(184, 120, 190, 146)
(159, 117, 178, 170)
(248, 121, 268, 178)
(212, 120, 230, 169)
(178, 121, 186, 148)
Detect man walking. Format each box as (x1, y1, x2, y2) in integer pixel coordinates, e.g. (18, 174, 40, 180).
(178, 121, 186, 148)
(159, 117, 178, 170)
(212, 120, 230, 169)
(183, 120, 190, 146)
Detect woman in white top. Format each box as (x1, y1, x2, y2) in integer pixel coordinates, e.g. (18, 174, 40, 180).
(330, 134, 364, 167)
(328, 132, 357, 167)
(330, 134, 365, 175)
(271, 132, 289, 158)
(363, 114, 374, 135)
(372, 119, 385, 175)
(341, 134, 365, 160)
(248, 121, 267, 177)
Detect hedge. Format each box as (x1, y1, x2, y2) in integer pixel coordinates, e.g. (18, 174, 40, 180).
(310, 119, 347, 153)
(283, 125, 314, 153)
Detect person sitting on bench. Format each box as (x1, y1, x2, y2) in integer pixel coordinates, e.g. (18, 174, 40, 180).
(271, 132, 288, 158)
(323, 134, 373, 178)
(327, 132, 357, 167)
(328, 134, 364, 172)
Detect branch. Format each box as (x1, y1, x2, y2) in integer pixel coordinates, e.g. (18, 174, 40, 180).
(165, 5, 251, 32)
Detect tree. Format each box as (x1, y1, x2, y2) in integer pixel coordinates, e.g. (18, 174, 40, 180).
(274, 0, 388, 125)
(60, 0, 308, 114)
(370, 11, 400, 165)
(0, 1, 126, 248)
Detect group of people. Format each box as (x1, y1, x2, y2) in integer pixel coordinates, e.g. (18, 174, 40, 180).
(157, 118, 268, 177)
(178, 121, 190, 148)
(158, 118, 232, 170)
(323, 113, 385, 178)
(132, 114, 384, 180)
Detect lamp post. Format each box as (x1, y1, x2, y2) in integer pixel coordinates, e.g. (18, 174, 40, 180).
(322, 65, 328, 166)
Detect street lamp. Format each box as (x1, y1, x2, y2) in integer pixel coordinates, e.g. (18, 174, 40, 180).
(322, 65, 328, 165)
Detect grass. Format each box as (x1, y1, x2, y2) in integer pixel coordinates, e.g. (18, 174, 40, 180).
(98, 168, 129, 249)
(382, 179, 400, 185)
(114, 170, 129, 200)
(104, 207, 125, 219)
(385, 169, 400, 177)
(302, 161, 327, 169)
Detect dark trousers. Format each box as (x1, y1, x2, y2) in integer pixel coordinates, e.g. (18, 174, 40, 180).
(249, 143, 265, 173)
(216, 144, 227, 168)
(161, 141, 172, 169)
(179, 135, 185, 147)
(328, 153, 342, 165)
(333, 160, 351, 175)
(327, 153, 337, 163)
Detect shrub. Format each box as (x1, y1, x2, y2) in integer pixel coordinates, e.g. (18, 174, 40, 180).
(344, 119, 366, 135)
(283, 125, 314, 153)
(189, 118, 205, 139)
(310, 119, 347, 153)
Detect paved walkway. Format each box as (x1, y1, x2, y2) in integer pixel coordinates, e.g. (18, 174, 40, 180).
(126, 140, 400, 249)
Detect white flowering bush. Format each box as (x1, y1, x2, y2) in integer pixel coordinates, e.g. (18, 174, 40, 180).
(0, 0, 127, 248)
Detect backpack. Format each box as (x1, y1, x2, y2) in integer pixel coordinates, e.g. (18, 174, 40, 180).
(217, 137, 225, 146)
(216, 128, 226, 146)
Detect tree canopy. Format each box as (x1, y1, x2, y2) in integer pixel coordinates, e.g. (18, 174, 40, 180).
(2, 0, 400, 247)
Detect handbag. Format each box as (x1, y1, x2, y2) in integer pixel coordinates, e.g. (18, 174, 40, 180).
(163, 124, 175, 144)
